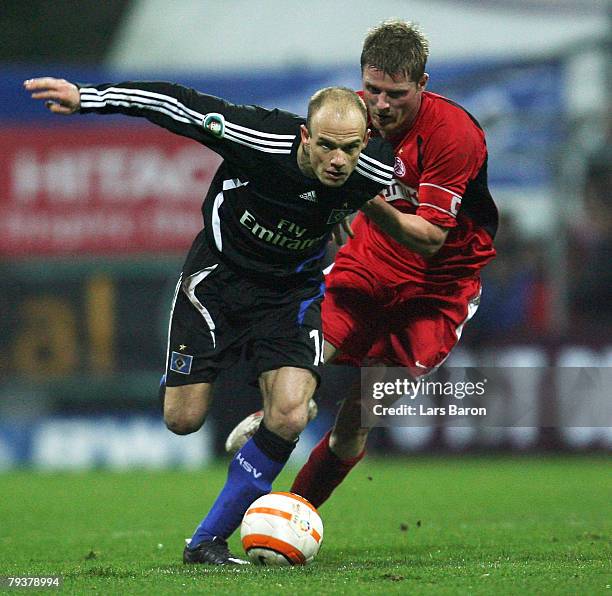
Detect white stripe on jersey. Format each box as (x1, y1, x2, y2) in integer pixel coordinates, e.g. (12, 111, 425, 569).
(164, 273, 183, 375)
(356, 155, 394, 180)
(355, 164, 393, 186)
(80, 87, 204, 123)
(211, 192, 225, 251)
(355, 153, 394, 186)
(223, 128, 293, 147)
(419, 182, 462, 199)
(212, 178, 250, 252)
(223, 130, 293, 153)
(224, 120, 295, 140)
(182, 266, 219, 349)
(359, 151, 395, 173)
(80, 86, 294, 154)
(418, 202, 458, 218)
(81, 96, 194, 125)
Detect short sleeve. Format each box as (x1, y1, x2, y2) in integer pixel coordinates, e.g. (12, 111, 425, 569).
(416, 121, 486, 228)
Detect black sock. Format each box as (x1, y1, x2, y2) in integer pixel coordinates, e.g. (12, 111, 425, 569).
(252, 421, 296, 463)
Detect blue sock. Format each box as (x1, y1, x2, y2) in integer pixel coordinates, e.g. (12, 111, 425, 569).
(190, 424, 295, 546)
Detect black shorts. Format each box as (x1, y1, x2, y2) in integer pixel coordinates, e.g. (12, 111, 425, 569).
(164, 240, 325, 387)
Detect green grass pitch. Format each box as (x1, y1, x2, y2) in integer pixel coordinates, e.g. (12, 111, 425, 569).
(0, 456, 610, 594)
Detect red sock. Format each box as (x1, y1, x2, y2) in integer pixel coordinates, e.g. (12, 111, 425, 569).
(290, 430, 365, 508)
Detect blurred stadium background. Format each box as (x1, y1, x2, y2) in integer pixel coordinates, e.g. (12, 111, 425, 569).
(0, 0, 610, 471)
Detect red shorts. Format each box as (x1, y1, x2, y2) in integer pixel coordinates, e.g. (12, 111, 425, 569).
(322, 259, 481, 377)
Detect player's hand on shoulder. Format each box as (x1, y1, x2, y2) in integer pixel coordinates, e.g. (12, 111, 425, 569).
(24, 77, 80, 114)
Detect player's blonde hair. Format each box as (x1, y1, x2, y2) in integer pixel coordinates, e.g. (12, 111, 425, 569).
(361, 19, 429, 82)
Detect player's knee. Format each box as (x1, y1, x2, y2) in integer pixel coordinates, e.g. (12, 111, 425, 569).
(164, 415, 200, 435)
(162, 383, 211, 435)
(163, 407, 205, 435)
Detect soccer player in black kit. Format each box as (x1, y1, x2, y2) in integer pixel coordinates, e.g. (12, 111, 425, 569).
(25, 77, 394, 564)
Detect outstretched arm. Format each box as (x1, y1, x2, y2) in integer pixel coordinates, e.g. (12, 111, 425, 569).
(24, 77, 80, 114)
(24, 77, 246, 149)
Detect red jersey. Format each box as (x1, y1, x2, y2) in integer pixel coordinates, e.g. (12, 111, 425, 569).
(345, 91, 498, 284)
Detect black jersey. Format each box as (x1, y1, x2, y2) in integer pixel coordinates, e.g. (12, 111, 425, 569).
(78, 82, 394, 283)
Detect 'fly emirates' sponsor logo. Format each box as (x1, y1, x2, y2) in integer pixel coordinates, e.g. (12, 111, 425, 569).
(239, 210, 327, 251)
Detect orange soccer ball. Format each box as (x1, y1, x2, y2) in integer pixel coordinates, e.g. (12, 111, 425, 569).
(240, 492, 324, 566)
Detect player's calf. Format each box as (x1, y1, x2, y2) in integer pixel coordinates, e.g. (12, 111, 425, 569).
(259, 367, 318, 441)
(290, 428, 366, 508)
(329, 425, 370, 460)
(225, 399, 318, 453)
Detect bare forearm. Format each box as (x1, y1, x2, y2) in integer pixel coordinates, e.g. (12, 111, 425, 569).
(360, 197, 448, 257)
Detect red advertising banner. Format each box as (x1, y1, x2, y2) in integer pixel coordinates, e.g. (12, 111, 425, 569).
(0, 124, 221, 256)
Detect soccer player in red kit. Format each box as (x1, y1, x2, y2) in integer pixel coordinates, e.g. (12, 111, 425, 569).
(227, 19, 498, 508)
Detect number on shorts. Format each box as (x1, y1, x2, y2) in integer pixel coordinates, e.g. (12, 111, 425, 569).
(309, 329, 325, 365)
